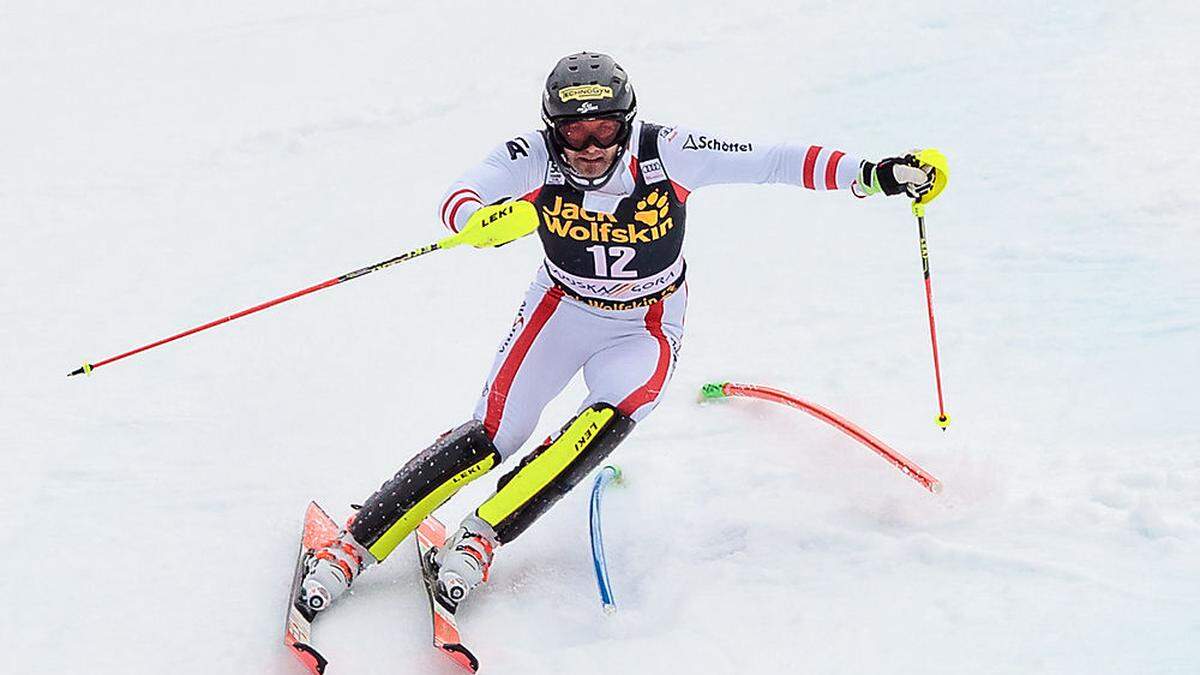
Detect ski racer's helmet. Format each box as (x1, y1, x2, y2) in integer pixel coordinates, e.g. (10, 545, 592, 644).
(541, 52, 637, 191)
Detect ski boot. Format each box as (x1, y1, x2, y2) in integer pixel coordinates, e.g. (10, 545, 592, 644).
(300, 531, 374, 612)
(434, 516, 499, 604)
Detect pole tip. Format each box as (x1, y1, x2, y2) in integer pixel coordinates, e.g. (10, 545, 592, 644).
(68, 363, 94, 377)
(935, 413, 951, 430)
(699, 382, 729, 400)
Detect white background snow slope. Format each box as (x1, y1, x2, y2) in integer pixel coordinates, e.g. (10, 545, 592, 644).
(3, 2, 1198, 673)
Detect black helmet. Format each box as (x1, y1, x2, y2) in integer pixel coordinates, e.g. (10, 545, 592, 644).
(541, 52, 637, 190)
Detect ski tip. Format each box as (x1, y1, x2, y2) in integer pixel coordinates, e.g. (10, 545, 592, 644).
(289, 642, 329, 674)
(301, 502, 339, 551)
(930, 480, 944, 495)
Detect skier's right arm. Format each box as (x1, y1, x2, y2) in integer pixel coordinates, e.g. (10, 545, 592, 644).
(437, 132, 546, 236)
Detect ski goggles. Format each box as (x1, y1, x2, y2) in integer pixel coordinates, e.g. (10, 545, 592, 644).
(553, 116, 628, 151)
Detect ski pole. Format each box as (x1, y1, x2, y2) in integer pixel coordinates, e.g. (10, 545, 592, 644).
(589, 465, 622, 614)
(68, 239, 446, 377)
(910, 149, 951, 429)
(701, 382, 942, 493)
(915, 207, 949, 429)
(69, 200, 544, 378)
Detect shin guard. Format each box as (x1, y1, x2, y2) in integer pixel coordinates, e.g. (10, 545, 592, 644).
(476, 404, 635, 543)
(350, 420, 500, 561)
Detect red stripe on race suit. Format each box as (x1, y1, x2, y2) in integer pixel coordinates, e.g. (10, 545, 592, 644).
(446, 195, 482, 233)
(521, 187, 542, 203)
(617, 301, 671, 416)
(825, 150, 845, 190)
(441, 188, 480, 228)
(484, 287, 565, 437)
(802, 146, 822, 189)
(670, 180, 690, 203)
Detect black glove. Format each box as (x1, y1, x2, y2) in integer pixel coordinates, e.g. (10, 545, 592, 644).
(854, 154, 935, 198)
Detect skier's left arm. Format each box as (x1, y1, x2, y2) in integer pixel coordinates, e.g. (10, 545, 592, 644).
(656, 125, 934, 198)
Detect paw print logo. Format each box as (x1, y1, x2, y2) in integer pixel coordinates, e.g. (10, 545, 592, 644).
(634, 190, 670, 227)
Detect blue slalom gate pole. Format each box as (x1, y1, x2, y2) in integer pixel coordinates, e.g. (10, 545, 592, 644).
(589, 465, 622, 614)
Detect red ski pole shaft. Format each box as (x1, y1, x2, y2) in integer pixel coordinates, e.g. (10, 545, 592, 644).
(916, 213, 950, 429)
(68, 241, 443, 377)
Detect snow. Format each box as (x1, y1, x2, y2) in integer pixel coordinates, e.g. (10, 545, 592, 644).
(3, 2, 1198, 673)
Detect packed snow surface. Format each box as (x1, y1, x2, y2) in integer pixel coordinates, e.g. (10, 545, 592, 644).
(3, 2, 1198, 673)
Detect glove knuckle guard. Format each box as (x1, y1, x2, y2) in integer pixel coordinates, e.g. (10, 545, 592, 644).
(463, 201, 540, 248)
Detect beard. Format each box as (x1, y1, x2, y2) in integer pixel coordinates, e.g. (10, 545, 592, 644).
(566, 148, 618, 178)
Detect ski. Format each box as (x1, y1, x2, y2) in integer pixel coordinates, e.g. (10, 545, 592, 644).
(417, 516, 480, 673)
(283, 501, 340, 674)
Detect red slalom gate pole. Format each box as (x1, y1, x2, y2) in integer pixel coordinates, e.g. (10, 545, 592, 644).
(68, 241, 444, 377)
(701, 381, 942, 494)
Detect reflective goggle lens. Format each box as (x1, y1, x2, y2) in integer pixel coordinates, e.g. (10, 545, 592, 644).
(555, 117, 625, 150)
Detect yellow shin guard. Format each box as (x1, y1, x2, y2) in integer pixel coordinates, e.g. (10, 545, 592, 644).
(476, 404, 635, 543)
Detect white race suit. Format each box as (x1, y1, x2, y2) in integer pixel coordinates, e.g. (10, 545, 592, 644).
(438, 120, 863, 459)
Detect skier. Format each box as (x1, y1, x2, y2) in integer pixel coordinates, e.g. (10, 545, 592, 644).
(300, 51, 939, 611)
